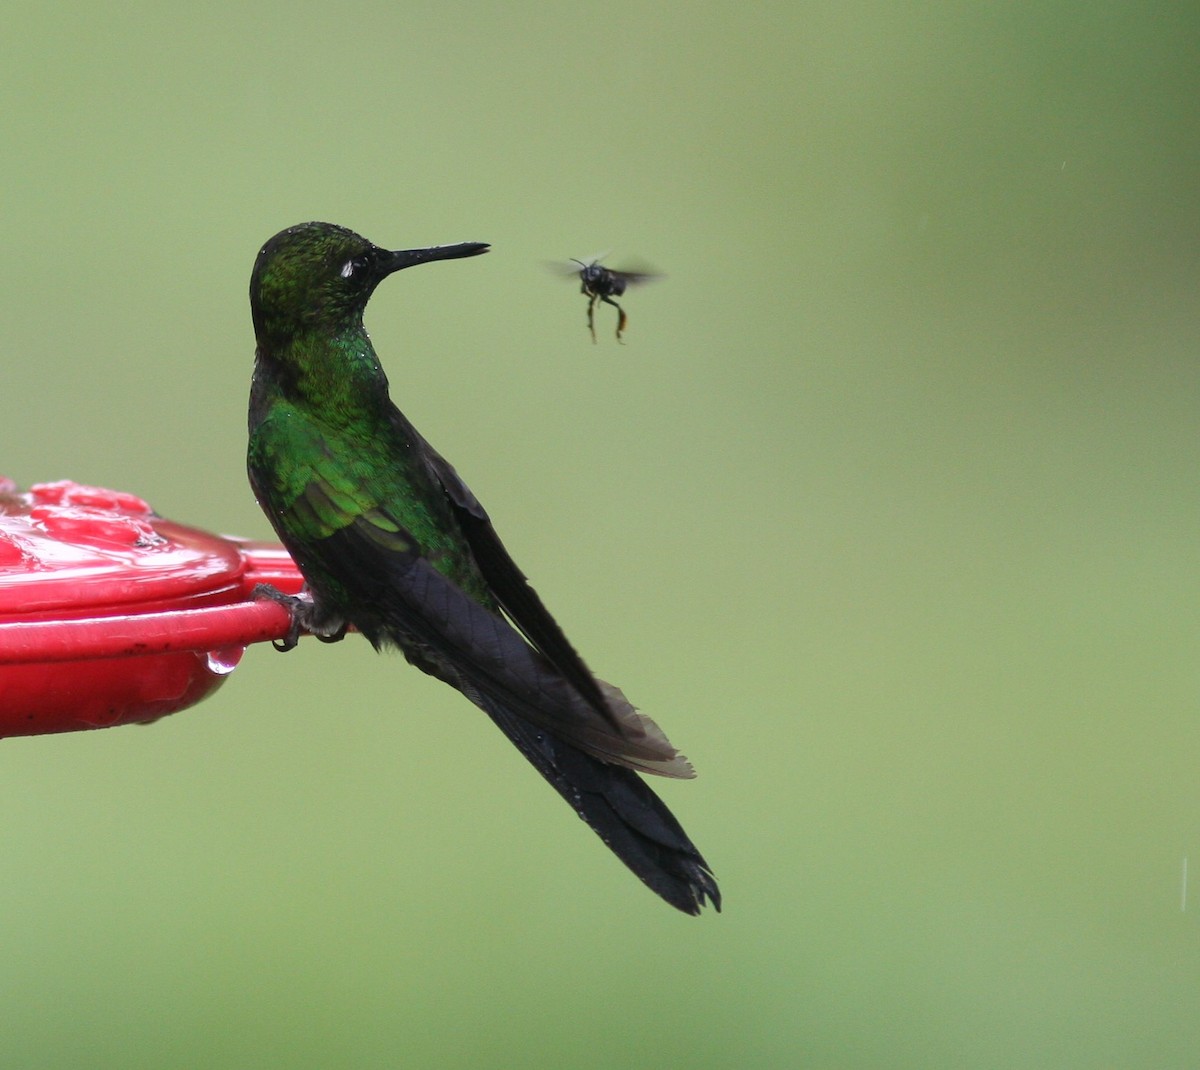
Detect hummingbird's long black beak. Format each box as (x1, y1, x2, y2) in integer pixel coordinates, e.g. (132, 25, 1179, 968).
(385, 242, 490, 273)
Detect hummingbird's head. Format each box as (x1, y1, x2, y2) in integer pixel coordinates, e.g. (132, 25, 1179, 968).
(250, 221, 488, 346)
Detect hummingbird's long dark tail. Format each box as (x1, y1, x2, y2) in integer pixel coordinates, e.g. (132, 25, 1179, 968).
(474, 691, 720, 915)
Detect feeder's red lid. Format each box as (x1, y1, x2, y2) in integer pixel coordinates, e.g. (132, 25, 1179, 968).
(0, 478, 302, 738)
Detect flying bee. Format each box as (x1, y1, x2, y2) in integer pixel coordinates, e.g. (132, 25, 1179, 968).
(550, 255, 662, 343)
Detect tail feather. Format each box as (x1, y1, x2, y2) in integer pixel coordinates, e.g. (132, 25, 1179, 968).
(476, 690, 721, 915)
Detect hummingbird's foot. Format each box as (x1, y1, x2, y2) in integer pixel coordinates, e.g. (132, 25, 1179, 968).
(252, 583, 348, 651)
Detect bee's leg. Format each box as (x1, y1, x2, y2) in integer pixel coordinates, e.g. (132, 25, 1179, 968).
(586, 293, 598, 342)
(600, 294, 627, 343)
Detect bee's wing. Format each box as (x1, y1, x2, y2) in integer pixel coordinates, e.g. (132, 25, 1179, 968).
(545, 250, 613, 275)
(544, 253, 661, 284)
(607, 262, 664, 287)
(544, 260, 584, 280)
(575, 250, 611, 268)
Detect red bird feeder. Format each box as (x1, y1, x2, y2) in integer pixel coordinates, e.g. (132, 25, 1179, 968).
(0, 478, 303, 738)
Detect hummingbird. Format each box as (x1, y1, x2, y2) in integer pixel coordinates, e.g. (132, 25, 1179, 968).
(247, 222, 719, 914)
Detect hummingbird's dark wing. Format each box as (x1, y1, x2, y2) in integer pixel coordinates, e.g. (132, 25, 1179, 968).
(340, 514, 692, 777)
(421, 447, 613, 710)
(297, 478, 720, 913)
(256, 411, 692, 778)
(412, 444, 717, 913)
(252, 409, 717, 912)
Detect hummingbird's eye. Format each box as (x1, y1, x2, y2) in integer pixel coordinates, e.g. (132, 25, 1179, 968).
(340, 258, 360, 279)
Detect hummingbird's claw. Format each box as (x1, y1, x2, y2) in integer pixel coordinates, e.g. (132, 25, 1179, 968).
(252, 583, 345, 651)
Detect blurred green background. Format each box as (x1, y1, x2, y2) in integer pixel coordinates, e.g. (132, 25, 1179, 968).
(2, 2, 1197, 1067)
